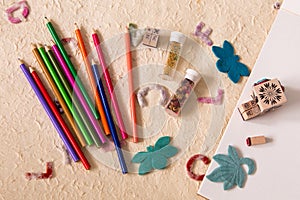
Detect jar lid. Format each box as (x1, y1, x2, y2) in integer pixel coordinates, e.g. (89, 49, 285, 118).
(170, 31, 186, 44)
(185, 69, 201, 83)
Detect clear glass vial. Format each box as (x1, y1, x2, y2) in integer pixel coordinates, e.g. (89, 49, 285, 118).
(165, 69, 201, 116)
(160, 31, 186, 80)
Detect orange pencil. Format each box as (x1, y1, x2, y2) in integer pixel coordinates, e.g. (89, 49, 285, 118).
(74, 23, 110, 135)
(125, 27, 138, 142)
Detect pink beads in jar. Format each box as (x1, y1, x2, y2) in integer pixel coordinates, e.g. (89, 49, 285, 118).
(165, 69, 201, 116)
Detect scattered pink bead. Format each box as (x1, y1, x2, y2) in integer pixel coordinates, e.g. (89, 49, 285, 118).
(194, 22, 213, 46)
(5, 0, 29, 24)
(197, 89, 224, 104)
(186, 154, 210, 181)
(25, 162, 53, 180)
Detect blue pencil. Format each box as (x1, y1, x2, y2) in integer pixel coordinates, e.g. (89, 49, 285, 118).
(19, 59, 79, 162)
(91, 60, 128, 174)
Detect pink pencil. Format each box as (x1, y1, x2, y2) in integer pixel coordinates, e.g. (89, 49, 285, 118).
(92, 30, 128, 140)
(50, 41, 107, 144)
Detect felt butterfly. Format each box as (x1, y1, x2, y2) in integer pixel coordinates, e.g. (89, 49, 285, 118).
(212, 40, 250, 83)
(206, 145, 255, 190)
(131, 136, 178, 175)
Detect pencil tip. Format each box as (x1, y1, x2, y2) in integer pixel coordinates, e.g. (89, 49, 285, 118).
(31, 43, 37, 49)
(37, 43, 43, 48)
(50, 40, 55, 45)
(91, 59, 96, 65)
(92, 28, 96, 33)
(18, 58, 23, 64)
(74, 23, 79, 29)
(29, 66, 35, 73)
(45, 45, 51, 51)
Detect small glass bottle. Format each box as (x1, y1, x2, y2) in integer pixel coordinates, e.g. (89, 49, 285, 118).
(165, 69, 201, 116)
(160, 31, 186, 80)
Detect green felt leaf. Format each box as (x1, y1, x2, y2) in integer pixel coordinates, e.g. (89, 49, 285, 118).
(131, 152, 149, 163)
(157, 145, 178, 158)
(239, 157, 255, 174)
(154, 136, 170, 151)
(228, 145, 239, 163)
(152, 154, 167, 169)
(138, 157, 153, 175)
(206, 166, 235, 182)
(224, 181, 235, 190)
(206, 146, 256, 190)
(132, 136, 178, 175)
(213, 154, 234, 166)
(236, 167, 246, 188)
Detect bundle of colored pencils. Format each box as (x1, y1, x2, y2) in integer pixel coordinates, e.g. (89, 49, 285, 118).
(19, 18, 136, 173)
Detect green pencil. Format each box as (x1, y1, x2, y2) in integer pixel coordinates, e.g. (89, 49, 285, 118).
(44, 46, 104, 147)
(36, 44, 98, 146)
(44, 17, 100, 120)
(43, 45, 103, 147)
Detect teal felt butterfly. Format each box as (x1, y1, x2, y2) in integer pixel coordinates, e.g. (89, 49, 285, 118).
(131, 136, 178, 175)
(212, 40, 250, 83)
(206, 145, 256, 190)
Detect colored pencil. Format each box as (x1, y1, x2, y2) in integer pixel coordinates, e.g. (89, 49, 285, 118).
(35, 44, 94, 146)
(19, 60, 79, 162)
(50, 42, 107, 144)
(44, 17, 100, 120)
(125, 27, 138, 142)
(92, 30, 128, 140)
(31, 44, 87, 147)
(30, 66, 91, 170)
(74, 23, 110, 135)
(91, 60, 128, 173)
(44, 45, 100, 147)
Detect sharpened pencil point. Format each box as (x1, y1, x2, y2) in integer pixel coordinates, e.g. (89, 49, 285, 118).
(31, 43, 37, 49)
(91, 59, 96, 65)
(74, 23, 79, 30)
(37, 43, 43, 49)
(44, 17, 49, 22)
(29, 66, 35, 73)
(18, 58, 23, 64)
(45, 45, 51, 51)
(92, 29, 97, 34)
(50, 40, 55, 45)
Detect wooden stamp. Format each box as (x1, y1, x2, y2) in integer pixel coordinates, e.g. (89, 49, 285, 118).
(252, 78, 287, 112)
(238, 99, 257, 113)
(241, 105, 261, 120)
(246, 136, 266, 146)
(142, 27, 160, 48)
(238, 78, 287, 121)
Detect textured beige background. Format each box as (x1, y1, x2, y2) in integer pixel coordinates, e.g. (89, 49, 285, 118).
(0, 0, 280, 199)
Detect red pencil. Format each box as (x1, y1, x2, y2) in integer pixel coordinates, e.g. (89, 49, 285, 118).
(125, 27, 138, 142)
(30, 67, 91, 170)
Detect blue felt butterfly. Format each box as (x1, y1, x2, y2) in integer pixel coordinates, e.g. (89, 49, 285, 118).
(131, 136, 178, 175)
(212, 40, 250, 83)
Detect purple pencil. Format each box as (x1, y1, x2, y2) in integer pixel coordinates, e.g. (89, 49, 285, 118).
(50, 42, 107, 144)
(19, 59, 79, 162)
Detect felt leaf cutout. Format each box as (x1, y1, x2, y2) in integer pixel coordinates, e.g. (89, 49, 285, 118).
(152, 154, 167, 169)
(138, 157, 153, 175)
(206, 145, 256, 190)
(157, 145, 178, 158)
(154, 136, 170, 150)
(131, 136, 178, 175)
(131, 152, 149, 163)
(212, 40, 250, 83)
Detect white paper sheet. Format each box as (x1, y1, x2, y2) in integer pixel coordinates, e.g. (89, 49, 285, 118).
(198, 2, 300, 199)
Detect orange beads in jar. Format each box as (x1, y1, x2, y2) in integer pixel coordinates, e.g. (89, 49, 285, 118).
(160, 31, 186, 80)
